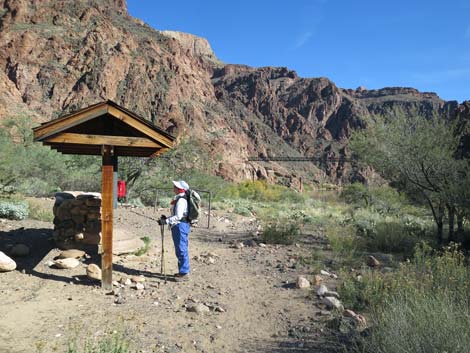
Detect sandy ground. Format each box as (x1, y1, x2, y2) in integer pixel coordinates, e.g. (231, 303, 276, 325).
(0, 200, 339, 353)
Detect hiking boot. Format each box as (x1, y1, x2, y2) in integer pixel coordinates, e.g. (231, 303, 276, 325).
(173, 273, 190, 282)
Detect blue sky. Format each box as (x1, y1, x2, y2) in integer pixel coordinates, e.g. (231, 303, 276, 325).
(128, 0, 470, 102)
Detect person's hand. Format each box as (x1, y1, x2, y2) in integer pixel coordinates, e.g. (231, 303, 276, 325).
(158, 215, 167, 225)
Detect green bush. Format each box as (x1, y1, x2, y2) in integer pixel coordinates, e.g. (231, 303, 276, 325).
(234, 205, 252, 217)
(262, 220, 300, 245)
(67, 330, 130, 353)
(222, 180, 305, 203)
(340, 183, 370, 207)
(341, 243, 470, 310)
(364, 221, 419, 255)
(0, 199, 29, 220)
(134, 236, 151, 256)
(363, 293, 470, 353)
(342, 243, 470, 353)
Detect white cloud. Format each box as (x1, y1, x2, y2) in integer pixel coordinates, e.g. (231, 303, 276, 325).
(294, 31, 313, 49)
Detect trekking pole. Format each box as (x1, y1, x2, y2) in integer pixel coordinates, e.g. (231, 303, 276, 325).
(160, 221, 167, 283)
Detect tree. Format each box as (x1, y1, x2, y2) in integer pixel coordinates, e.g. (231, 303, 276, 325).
(350, 115, 470, 243)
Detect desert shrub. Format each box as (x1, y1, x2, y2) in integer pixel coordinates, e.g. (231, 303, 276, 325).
(326, 224, 364, 268)
(362, 293, 470, 353)
(341, 184, 409, 216)
(0, 199, 29, 220)
(342, 243, 470, 353)
(363, 221, 420, 255)
(28, 200, 54, 222)
(345, 208, 429, 255)
(234, 205, 252, 217)
(349, 208, 382, 236)
(134, 236, 151, 256)
(340, 183, 370, 207)
(67, 330, 131, 353)
(222, 180, 305, 203)
(262, 220, 300, 245)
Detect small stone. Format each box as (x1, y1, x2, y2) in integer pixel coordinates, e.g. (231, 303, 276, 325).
(135, 283, 145, 290)
(131, 275, 146, 283)
(324, 290, 340, 299)
(86, 263, 101, 280)
(53, 258, 80, 269)
(58, 249, 85, 259)
(354, 314, 367, 326)
(366, 255, 380, 268)
(323, 296, 344, 311)
(344, 309, 357, 317)
(74, 233, 84, 240)
(316, 284, 328, 296)
(114, 296, 125, 304)
(313, 275, 323, 285)
(232, 242, 244, 249)
(0, 251, 16, 272)
(320, 270, 330, 276)
(296, 276, 311, 289)
(259, 243, 267, 247)
(187, 303, 210, 314)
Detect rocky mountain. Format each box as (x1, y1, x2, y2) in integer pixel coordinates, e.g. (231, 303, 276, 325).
(0, 0, 466, 186)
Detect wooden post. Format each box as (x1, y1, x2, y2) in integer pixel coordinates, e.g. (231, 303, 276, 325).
(101, 145, 114, 290)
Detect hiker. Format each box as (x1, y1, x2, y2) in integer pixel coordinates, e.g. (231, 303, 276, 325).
(158, 180, 191, 281)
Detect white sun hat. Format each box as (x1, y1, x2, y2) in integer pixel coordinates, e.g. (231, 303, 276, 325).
(172, 180, 189, 191)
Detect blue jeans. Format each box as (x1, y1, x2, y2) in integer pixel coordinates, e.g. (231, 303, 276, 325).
(171, 222, 190, 274)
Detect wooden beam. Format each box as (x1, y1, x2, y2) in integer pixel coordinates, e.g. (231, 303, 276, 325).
(101, 145, 114, 291)
(108, 106, 174, 148)
(33, 106, 108, 141)
(149, 147, 170, 158)
(46, 133, 162, 148)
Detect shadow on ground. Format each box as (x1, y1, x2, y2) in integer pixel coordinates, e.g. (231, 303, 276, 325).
(240, 332, 343, 353)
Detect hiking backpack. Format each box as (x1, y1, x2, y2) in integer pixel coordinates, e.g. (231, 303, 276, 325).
(185, 189, 201, 223)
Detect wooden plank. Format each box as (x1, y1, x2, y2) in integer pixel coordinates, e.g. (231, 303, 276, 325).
(101, 145, 114, 291)
(150, 147, 170, 157)
(46, 133, 162, 148)
(34, 106, 109, 141)
(108, 106, 174, 148)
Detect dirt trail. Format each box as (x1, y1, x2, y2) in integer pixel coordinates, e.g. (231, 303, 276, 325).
(0, 203, 337, 353)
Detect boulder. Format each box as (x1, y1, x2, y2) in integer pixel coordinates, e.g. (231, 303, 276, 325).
(0, 251, 16, 272)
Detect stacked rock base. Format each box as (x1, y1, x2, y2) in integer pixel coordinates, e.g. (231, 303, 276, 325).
(53, 192, 102, 250)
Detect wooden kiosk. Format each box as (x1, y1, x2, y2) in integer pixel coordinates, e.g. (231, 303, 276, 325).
(33, 101, 175, 290)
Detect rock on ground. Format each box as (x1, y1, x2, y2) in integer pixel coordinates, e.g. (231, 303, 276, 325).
(86, 263, 101, 280)
(53, 258, 80, 269)
(0, 251, 16, 272)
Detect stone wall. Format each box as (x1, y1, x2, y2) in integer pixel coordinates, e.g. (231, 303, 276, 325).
(52, 192, 102, 249)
